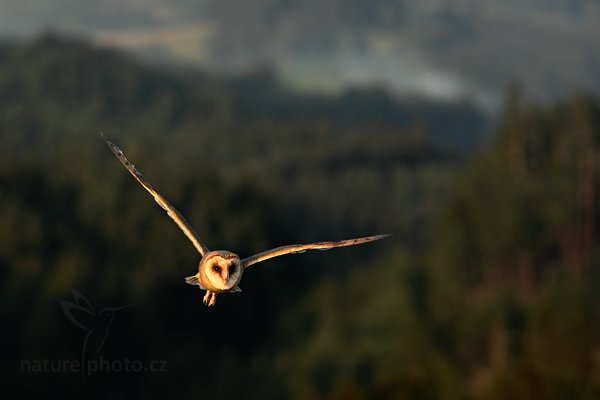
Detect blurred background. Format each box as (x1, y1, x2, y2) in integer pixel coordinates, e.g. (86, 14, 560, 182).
(1, 1, 600, 398)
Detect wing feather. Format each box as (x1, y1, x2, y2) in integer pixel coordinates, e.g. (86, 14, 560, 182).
(102, 133, 210, 256)
(241, 234, 390, 269)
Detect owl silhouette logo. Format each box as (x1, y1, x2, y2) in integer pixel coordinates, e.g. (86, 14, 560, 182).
(60, 290, 133, 375)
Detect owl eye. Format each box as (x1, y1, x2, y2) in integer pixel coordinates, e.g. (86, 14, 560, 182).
(212, 265, 221, 273)
(229, 265, 237, 275)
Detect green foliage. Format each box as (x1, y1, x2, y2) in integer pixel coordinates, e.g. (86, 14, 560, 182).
(272, 94, 600, 399)
(2, 35, 600, 399)
(274, 252, 464, 400)
(425, 93, 600, 398)
(0, 36, 452, 398)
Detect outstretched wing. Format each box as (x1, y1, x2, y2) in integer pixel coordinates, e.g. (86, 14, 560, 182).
(102, 133, 210, 256)
(241, 234, 390, 268)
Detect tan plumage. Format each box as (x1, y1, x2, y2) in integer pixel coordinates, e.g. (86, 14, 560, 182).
(241, 235, 390, 268)
(102, 134, 390, 306)
(102, 134, 209, 256)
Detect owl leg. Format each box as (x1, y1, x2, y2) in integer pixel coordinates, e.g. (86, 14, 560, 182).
(203, 290, 217, 307)
(203, 290, 212, 305)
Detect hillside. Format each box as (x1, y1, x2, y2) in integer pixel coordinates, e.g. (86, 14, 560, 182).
(2, 35, 599, 399)
(1, 35, 458, 397)
(2, 1, 599, 107)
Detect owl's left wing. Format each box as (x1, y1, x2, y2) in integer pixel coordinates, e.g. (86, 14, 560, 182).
(241, 234, 390, 269)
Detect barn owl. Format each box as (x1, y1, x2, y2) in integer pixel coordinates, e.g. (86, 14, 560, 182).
(102, 134, 389, 306)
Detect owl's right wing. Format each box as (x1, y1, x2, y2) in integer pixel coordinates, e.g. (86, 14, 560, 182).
(102, 134, 210, 256)
(241, 234, 390, 268)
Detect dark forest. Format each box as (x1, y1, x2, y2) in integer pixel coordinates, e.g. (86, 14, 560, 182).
(1, 35, 599, 399)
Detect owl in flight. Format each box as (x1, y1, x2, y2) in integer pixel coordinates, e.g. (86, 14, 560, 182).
(102, 134, 389, 306)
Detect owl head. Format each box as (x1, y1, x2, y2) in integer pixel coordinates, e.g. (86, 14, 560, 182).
(201, 251, 242, 291)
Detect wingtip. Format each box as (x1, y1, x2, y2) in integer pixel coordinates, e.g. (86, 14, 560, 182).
(368, 233, 392, 241)
(100, 132, 113, 147)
